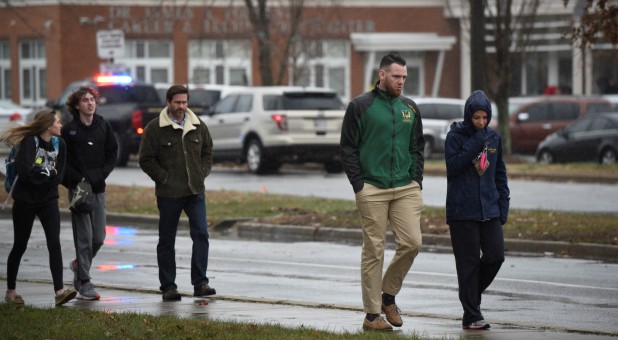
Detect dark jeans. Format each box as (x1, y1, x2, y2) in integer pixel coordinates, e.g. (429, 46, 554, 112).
(449, 218, 504, 325)
(7, 200, 64, 292)
(156, 193, 210, 292)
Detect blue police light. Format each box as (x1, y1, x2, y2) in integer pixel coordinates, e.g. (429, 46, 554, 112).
(95, 74, 133, 85)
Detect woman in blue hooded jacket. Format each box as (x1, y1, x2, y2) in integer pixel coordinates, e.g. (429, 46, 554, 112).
(445, 90, 510, 330)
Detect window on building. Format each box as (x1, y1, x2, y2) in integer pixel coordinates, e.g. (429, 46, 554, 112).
(19, 40, 46, 107)
(0, 41, 10, 100)
(188, 39, 251, 85)
(117, 40, 173, 84)
(290, 40, 350, 101)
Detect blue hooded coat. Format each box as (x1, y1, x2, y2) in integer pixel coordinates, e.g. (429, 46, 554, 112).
(445, 90, 510, 224)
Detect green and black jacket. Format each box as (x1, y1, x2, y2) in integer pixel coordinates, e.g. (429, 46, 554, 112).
(340, 84, 424, 193)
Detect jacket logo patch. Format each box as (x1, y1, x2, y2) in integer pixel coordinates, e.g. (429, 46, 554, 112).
(401, 110, 412, 123)
(488, 147, 497, 153)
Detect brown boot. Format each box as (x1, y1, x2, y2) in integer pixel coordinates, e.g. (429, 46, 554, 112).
(381, 303, 403, 327)
(363, 316, 393, 331)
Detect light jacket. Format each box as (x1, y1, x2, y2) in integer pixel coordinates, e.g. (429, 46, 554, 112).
(340, 83, 424, 193)
(445, 90, 510, 224)
(138, 107, 213, 197)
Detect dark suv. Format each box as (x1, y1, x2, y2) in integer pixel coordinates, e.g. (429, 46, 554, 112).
(45, 75, 163, 166)
(509, 96, 612, 153)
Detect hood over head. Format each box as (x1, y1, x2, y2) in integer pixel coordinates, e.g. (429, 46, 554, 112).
(464, 90, 492, 127)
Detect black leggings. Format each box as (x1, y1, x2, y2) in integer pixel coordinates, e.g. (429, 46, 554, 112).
(6, 200, 64, 292)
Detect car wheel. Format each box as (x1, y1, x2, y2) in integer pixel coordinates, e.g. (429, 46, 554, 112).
(600, 147, 616, 165)
(323, 160, 344, 174)
(245, 139, 276, 174)
(423, 136, 433, 159)
(537, 149, 554, 164)
(114, 132, 130, 167)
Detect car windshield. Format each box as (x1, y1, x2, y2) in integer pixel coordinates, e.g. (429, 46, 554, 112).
(263, 92, 345, 110)
(189, 89, 221, 108)
(99, 85, 160, 103)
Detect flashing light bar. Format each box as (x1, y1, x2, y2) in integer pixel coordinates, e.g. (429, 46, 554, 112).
(95, 74, 133, 85)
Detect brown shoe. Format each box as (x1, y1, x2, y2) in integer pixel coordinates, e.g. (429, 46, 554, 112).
(363, 316, 393, 331)
(382, 303, 403, 327)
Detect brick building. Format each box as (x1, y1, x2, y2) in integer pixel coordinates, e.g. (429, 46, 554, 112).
(0, 0, 615, 108)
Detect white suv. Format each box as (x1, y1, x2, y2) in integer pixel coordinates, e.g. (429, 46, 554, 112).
(414, 97, 466, 158)
(201, 86, 346, 174)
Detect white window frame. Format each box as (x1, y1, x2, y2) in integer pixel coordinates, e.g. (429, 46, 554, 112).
(188, 39, 252, 86)
(0, 40, 10, 100)
(290, 40, 351, 102)
(115, 40, 173, 84)
(19, 40, 46, 107)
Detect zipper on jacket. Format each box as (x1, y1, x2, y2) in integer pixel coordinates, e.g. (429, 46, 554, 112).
(389, 97, 395, 188)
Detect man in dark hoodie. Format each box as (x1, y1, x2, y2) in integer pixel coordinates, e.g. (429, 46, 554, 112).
(62, 86, 118, 301)
(341, 52, 424, 331)
(444, 90, 510, 330)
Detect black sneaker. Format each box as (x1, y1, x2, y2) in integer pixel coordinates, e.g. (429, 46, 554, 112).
(162, 288, 181, 301)
(193, 284, 216, 297)
(463, 319, 491, 330)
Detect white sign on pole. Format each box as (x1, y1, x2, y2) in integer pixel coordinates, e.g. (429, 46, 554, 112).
(96, 29, 125, 59)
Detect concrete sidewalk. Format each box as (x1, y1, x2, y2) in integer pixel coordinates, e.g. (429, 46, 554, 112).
(9, 280, 616, 340)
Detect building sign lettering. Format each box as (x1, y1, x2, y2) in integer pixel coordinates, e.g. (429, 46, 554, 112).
(105, 6, 374, 36)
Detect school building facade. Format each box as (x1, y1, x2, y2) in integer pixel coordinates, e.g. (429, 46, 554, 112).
(0, 0, 615, 108)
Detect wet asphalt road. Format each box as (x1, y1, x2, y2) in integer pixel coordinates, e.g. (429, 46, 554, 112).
(1, 218, 616, 336)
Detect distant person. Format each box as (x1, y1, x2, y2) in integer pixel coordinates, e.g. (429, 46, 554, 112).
(139, 84, 216, 301)
(444, 90, 510, 330)
(2, 109, 77, 306)
(340, 52, 425, 331)
(62, 86, 118, 300)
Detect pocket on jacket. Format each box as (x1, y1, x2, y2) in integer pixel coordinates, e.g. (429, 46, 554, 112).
(159, 139, 178, 169)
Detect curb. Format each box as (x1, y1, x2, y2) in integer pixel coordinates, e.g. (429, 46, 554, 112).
(232, 222, 618, 262)
(1, 210, 616, 262)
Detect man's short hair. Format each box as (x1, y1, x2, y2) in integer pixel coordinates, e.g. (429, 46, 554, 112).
(380, 52, 407, 69)
(166, 85, 189, 103)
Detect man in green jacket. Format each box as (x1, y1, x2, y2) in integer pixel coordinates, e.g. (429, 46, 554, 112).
(340, 52, 424, 331)
(139, 85, 216, 301)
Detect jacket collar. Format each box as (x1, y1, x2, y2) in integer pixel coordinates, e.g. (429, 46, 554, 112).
(159, 107, 200, 136)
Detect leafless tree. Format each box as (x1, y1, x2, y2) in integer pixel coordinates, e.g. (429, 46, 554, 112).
(457, 0, 541, 155)
(244, 0, 304, 85)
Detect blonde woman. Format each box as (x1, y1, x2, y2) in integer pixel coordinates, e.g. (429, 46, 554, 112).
(2, 109, 76, 306)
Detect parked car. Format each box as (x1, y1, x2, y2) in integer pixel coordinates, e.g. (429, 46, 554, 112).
(414, 97, 465, 159)
(536, 112, 618, 164)
(155, 83, 244, 116)
(201, 86, 346, 174)
(603, 94, 618, 111)
(508, 95, 612, 153)
(0, 100, 29, 153)
(45, 74, 163, 166)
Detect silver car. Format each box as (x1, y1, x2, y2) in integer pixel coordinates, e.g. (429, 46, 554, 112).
(201, 86, 346, 174)
(414, 97, 466, 159)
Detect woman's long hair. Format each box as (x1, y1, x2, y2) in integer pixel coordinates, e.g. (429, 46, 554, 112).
(0, 109, 57, 147)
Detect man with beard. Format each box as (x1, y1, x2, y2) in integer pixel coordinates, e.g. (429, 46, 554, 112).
(340, 52, 425, 331)
(139, 85, 216, 301)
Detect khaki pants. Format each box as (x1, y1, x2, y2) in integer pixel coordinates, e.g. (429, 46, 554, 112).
(355, 181, 423, 313)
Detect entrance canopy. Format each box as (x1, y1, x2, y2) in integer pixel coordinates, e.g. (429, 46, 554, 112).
(351, 33, 456, 96)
